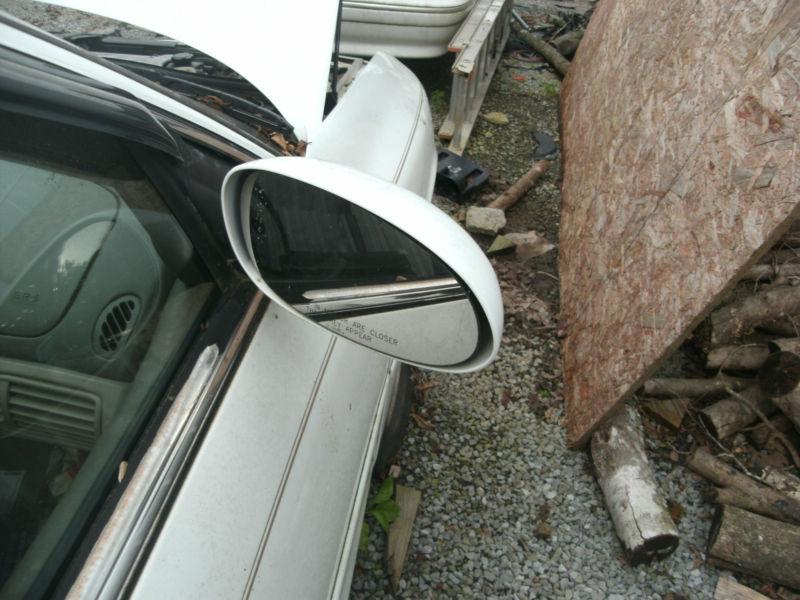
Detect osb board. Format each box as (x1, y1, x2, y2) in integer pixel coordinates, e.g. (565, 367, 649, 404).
(559, 0, 800, 447)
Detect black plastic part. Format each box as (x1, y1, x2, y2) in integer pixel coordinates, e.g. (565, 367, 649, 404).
(0, 46, 181, 159)
(532, 131, 558, 160)
(435, 149, 490, 200)
(373, 364, 415, 477)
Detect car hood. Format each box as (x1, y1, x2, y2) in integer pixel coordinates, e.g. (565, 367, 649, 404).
(49, 0, 339, 141)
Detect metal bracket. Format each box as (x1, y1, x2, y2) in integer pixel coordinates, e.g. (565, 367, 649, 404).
(437, 0, 512, 155)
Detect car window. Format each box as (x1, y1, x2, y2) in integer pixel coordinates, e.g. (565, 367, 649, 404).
(0, 111, 216, 598)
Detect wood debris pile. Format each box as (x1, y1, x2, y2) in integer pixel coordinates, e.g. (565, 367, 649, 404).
(590, 224, 800, 597)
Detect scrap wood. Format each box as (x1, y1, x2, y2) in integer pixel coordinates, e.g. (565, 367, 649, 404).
(749, 415, 794, 449)
(643, 397, 691, 430)
(743, 263, 800, 283)
(707, 337, 800, 371)
(591, 405, 679, 565)
(714, 577, 770, 600)
(559, 0, 800, 447)
(551, 29, 584, 58)
(641, 376, 749, 399)
(486, 160, 551, 211)
(503, 231, 555, 259)
(708, 286, 800, 347)
(708, 505, 800, 590)
(386, 485, 421, 590)
(724, 385, 800, 469)
(758, 248, 800, 266)
(761, 467, 800, 502)
(686, 447, 800, 524)
(758, 351, 800, 434)
(706, 344, 771, 371)
(699, 387, 776, 440)
(511, 22, 570, 76)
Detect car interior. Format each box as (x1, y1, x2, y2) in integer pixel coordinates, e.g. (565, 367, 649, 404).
(0, 110, 216, 598)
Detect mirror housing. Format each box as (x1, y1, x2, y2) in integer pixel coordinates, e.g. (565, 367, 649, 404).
(222, 157, 502, 372)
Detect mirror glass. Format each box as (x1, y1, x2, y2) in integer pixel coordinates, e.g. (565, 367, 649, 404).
(243, 172, 481, 365)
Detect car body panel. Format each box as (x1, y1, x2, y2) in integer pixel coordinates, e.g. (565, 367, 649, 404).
(48, 0, 339, 141)
(341, 0, 474, 58)
(129, 303, 392, 599)
(308, 51, 436, 198)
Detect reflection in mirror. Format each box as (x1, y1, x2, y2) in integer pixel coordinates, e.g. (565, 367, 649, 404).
(244, 172, 481, 365)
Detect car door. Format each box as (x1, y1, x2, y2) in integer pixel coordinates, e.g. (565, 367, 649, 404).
(0, 51, 233, 598)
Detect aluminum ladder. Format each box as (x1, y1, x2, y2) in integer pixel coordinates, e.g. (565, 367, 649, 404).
(438, 0, 512, 155)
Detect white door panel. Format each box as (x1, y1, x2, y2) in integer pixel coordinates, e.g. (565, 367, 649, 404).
(130, 302, 390, 598)
(249, 330, 390, 598)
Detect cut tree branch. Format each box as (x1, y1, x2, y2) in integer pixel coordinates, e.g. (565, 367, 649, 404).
(487, 160, 551, 211)
(511, 22, 570, 76)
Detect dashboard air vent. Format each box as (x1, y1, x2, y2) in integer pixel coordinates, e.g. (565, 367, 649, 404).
(0, 376, 100, 449)
(94, 295, 140, 358)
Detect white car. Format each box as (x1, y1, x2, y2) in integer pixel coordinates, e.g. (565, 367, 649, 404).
(340, 0, 475, 58)
(0, 1, 502, 598)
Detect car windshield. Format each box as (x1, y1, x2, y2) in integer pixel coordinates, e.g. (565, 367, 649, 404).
(0, 110, 216, 598)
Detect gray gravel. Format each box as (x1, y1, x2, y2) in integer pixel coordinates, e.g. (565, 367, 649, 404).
(350, 337, 724, 599)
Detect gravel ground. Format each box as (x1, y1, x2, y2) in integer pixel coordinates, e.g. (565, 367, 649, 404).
(350, 344, 721, 599)
(350, 3, 728, 598)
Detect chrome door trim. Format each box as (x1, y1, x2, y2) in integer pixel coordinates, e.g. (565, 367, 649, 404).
(68, 294, 265, 599)
(328, 360, 397, 600)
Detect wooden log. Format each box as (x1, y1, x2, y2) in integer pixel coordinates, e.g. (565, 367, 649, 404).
(706, 344, 770, 371)
(707, 338, 800, 371)
(386, 485, 421, 590)
(773, 338, 800, 354)
(642, 397, 690, 429)
(686, 448, 800, 524)
(749, 414, 793, 448)
(551, 29, 584, 59)
(758, 350, 800, 431)
(714, 486, 800, 525)
(486, 160, 551, 211)
(742, 263, 800, 282)
(759, 317, 800, 337)
(708, 505, 800, 590)
(709, 287, 800, 346)
(641, 376, 749, 399)
(772, 390, 800, 430)
(762, 467, 800, 502)
(511, 23, 571, 76)
(757, 350, 800, 396)
(756, 248, 800, 265)
(700, 387, 776, 440)
(591, 405, 679, 564)
(714, 576, 770, 600)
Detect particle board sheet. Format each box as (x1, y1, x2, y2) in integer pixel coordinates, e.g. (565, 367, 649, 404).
(559, 0, 800, 446)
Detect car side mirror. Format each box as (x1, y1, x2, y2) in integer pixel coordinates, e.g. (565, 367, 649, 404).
(221, 157, 502, 372)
